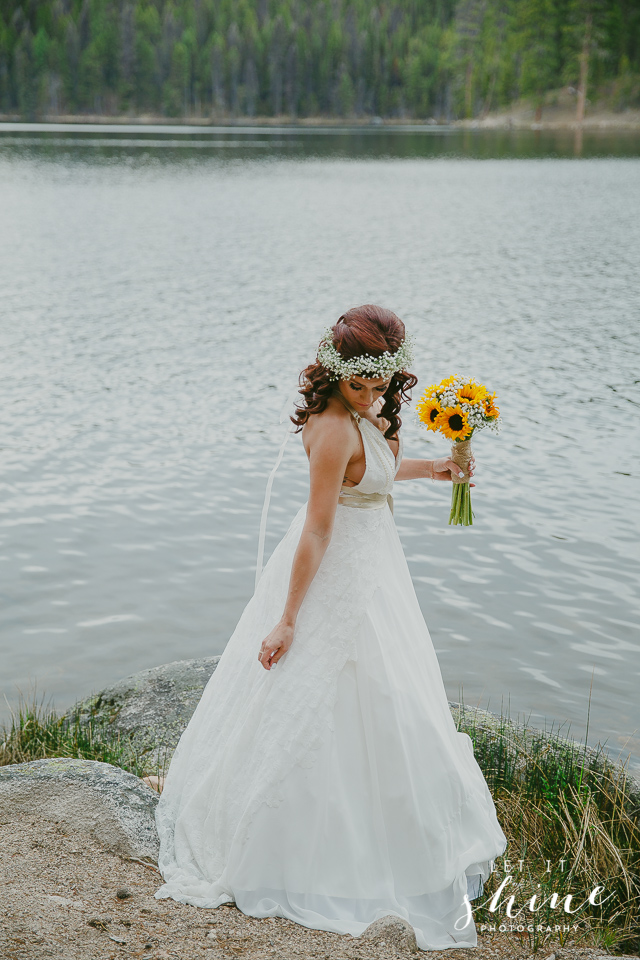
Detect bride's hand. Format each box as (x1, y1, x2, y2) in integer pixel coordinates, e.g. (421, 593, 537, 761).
(258, 620, 294, 670)
(432, 456, 476, 486)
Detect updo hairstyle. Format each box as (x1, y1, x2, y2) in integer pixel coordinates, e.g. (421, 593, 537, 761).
(291, 304, 418, 439)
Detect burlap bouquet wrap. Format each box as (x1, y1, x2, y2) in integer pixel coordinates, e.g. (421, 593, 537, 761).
(449, 439, 474, 525)
(450, 439, 473, 484)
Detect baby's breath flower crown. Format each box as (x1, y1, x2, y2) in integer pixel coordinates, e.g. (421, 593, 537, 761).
(316, 327, 415, 382)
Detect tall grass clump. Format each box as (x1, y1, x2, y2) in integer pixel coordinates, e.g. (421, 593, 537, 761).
(453, 699, 640, 955)
(0, 689, 152, 777)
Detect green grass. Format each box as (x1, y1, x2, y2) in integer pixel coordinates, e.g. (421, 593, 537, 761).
(0, 690, 150, 777)
(2, 688, 639, 953)
(453, 703, 640, 954)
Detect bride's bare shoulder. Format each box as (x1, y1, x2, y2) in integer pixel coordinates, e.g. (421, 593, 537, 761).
(301, 397, 357, 454)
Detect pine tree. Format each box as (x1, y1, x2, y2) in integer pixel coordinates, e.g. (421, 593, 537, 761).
(563, 0, 609, 121)
(519, 0, 559, 119)
(0, 0, 637, 122)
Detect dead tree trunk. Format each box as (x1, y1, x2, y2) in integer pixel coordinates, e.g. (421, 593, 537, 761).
(576, 12, 592, 123)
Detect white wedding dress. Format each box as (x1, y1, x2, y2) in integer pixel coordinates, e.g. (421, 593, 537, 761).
(154, 403, 508, 950)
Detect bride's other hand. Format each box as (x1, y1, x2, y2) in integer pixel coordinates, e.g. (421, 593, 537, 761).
(258, 620, 294, 670)
(432, 455, 476, 487)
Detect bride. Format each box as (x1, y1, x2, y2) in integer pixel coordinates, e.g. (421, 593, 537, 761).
(154, 304, 508, 950)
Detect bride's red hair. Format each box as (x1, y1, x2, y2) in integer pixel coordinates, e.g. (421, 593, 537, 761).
(291, 305, 418, 439)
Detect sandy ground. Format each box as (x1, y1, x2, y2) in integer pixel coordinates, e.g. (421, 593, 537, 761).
(1, 817, 633, 960)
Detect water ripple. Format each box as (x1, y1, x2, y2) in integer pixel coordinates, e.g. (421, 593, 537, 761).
(0, 139, 638, 774)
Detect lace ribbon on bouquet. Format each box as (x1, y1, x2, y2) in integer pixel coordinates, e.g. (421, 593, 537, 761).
(255, 387, 299, 591)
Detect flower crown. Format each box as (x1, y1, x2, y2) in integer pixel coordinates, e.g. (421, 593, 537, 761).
(316, 327, 415, 382)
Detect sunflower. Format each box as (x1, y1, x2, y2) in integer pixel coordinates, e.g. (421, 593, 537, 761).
(435, 405, 471, 441)
(416, 395, 442, 431)
(483, 392, 499, 419)
(456, 381, 486, 406)
(419, 384, 439, 402)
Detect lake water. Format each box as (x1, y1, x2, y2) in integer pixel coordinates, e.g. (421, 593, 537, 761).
(1, 123, 639, 775)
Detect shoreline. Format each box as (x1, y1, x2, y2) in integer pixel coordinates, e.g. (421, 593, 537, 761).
(1, 112, 640, 133)
(2, 659, 640, 955)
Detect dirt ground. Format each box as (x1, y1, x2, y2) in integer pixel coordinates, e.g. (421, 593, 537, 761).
(0, 818, 632, 960)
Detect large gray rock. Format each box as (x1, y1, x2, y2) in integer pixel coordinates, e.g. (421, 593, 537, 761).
(0, 758, 159, 859)
(362, 915, 418, 953)
(66, 656, 220, 775)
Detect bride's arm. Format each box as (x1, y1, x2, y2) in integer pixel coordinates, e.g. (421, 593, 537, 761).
(258, 416, 355, 671)
(395, 456, 475, 482)
(381, 404, 474, 483)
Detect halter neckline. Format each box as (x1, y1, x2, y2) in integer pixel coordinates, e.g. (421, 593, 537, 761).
(333, 389, 363, 422)
(333, 390, 399, 463)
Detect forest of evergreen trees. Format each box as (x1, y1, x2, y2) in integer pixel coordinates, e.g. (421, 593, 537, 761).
(1, 0, 639, 121)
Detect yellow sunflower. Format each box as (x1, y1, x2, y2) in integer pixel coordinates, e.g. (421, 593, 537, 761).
(418, 384, 438, 403)
(435, 405, 471, 441)
(483, 392, 499, 419)
(456, 381, 486, 406)
(416, 395, 442, 431)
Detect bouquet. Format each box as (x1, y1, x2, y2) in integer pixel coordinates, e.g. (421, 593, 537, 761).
(416, 375, 500, 526)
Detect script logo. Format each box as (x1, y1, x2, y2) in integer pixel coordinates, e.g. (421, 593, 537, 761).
(454, 859, 614, 932)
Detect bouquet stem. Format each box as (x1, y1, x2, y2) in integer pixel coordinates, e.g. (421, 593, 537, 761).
(449, 439, 474, 526)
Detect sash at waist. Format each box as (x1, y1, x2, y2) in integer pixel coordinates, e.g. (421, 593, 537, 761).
(338, 489, 394, 514)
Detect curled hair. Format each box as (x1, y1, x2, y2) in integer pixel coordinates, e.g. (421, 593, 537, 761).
(291, 305, 418, 439)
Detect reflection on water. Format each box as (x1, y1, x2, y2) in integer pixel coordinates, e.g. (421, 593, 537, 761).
(2, 121, 640, 159)
(0, 127, 639, 775)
